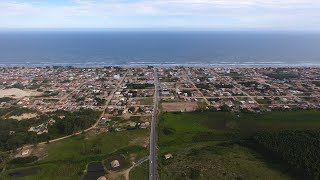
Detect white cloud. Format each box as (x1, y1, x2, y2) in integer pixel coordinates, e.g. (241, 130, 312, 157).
(0, 0, 319, 30)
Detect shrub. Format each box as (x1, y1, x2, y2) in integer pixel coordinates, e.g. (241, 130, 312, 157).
(9, 156, 38, 165)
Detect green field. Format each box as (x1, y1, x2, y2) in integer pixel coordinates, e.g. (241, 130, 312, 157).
(1, 129, 149, 179)
(158, 111, 320, 179)
(129, 161, 148, 180)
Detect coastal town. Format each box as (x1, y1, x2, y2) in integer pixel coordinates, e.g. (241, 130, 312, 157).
(1, 66, 320, 122)
(0, 67, 156, 134)
(1, 66, 320, 179)
(1, 66, 320, 139)
(159, 67, 320, 112)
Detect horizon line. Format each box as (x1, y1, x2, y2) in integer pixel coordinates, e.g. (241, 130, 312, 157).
(0, 27, 320, 33)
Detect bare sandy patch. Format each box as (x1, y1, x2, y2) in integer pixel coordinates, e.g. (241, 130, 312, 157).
(162, 102, 198, 112)
(0, 88, 40, 99)
(140, 116, 151, 122)
(129, 136, 149, 148)
(129, 153, 137, 162)
(106, 167, 133, 180)
(122, 113, 131, 120)
(106, 170, 127, 180)
(10, 113, 38, 121)
(31, 144, 48, 160)
(15, 144, 47, 159)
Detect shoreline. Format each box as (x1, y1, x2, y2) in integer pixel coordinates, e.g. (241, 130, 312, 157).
(1, 62, 320, 68)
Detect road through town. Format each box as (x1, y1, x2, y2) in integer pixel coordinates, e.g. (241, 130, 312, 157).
(149, 68, 159, 180)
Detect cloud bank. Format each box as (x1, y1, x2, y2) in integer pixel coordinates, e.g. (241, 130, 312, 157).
(0, 0, 319, 30)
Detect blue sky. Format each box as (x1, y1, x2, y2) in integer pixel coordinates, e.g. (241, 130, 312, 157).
(0, 0, 320, 31)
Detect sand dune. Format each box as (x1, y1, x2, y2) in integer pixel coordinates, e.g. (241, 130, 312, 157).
(10, 113, 38, 121)
(0, 88, 39, 99)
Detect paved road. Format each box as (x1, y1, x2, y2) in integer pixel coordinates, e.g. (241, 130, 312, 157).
(133, 156, 149, 167)
(184, 67, 210, 105)
(149, 68, 159, 180)
(91, 70, 128, 130)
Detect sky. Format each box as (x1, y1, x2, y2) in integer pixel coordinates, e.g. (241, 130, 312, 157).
(0, 0, 320, 31)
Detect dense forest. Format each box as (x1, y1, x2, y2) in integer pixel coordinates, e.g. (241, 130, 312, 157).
(249, 130, 320, 179)
(0, 109, 100, 151)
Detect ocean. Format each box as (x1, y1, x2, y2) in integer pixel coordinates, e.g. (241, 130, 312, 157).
(0, 31, 319, 67)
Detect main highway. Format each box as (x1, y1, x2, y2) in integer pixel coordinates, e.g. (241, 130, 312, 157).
(149, 68, 160, 180)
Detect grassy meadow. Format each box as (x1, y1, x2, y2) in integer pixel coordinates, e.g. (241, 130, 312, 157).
(129, 161, 148, 180)
(158, 111, 320, 179)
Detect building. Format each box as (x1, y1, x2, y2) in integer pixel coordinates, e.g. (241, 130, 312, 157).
(97, 177, 107, 180)
(113, 74, 121, 80)
(164, 153, 173, 160)
(21, 149, 30, 156)
(110, 160, 120, 168)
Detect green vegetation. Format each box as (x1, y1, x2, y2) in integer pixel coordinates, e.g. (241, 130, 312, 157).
(28, 84, 41, 90)
(266, 69, 300, 80)
(139, 98, 153, 105)
(0, 107, 36, 117)
(60, 79, 71, 83)
(8, 156, 38, 166)
(10, 83, 25, 89)
(0, 152, 9, 171)
(94, 97, 106, 106)
(195, 83, 212, 90)
(162, 77, 179, 82)
(38, 91, 59, 97)
(312, 81, 320, 87)
(255, 97, 272, 104)
(181, 90, 192, 96)
(126, 83, 154, 89)
(239, 81, 259, 87)
(224, 72, 241, 78)
(43, 99, 59, 103)
(158, 111, 320, 179)
(130, 161, 148, 180)
(0, 109, 100, 151)
(75, 96, 85, 102)
(0, 97, 14, 103)
(126, 90, 138, 97)
(250, 130, 320, 179)
(10, 108, 36, 116)
(1, 129, 149, 179)
(0, 108, 11, 117)
(48, 109, 100, 136)
(196, 76, 209, 82)
(214, 83, 233, 88)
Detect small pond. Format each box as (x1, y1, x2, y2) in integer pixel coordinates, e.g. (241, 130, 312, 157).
(83, 162, 105, 180)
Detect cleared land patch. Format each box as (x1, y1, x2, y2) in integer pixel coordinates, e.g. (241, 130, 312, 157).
(0, 88, 40, 99)
(162, 102, 198, 112)
(9, 113, 38, 121)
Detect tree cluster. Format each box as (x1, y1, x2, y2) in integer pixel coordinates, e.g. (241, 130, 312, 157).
(252, 130, 320, 179)
(0, 109, 100, 151)
(126, 83, 154, 89)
